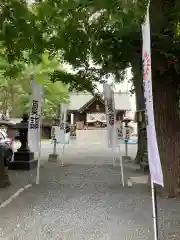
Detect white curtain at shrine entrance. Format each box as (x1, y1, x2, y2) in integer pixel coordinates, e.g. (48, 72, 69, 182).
(86, 113, 106, 123)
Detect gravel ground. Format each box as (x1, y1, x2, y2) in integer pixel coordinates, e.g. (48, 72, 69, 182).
(1, 130, 180, 239)
(0, 162, 180, 240)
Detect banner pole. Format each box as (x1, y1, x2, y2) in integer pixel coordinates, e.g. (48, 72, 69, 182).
(35, 83, 44, 185)
(53, 138, 57, 155)
(112, 153, 115, 167)
(36, 117, 42, 185)
(120, 156, 125, 187)
(61, 143, 65, 167)
(142, 3, 163, 239)
(151, 181, 159, 240)
(125, 140, 128, 157)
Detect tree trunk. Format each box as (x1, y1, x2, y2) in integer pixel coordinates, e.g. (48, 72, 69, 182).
(0, 166, 10, 188)
(134, 122, 147, 164)
(131, 58, 147, 165)
(153, 72, 180, 196)
(133, 80, 147, 164)
(149, 0, 180, 196)
(0, 148, 10, 188)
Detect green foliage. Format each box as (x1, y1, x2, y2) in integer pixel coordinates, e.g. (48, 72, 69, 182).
(0, 0, 104, 92)
(0, 52, 69, 118)
(36, 0, 148, 82)
(0, 0, 44, 63)
(2, 0, 180, 95)
(34, 0, 180, 82)
(43, 80, 68, 117)
(0, 72, 25, 116)
(1, 0, 146, 92)
(18, 52, 69, 117)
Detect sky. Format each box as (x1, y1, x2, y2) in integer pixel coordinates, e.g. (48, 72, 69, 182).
(65, 60, 136, 110)
(97, 68, 136, 111)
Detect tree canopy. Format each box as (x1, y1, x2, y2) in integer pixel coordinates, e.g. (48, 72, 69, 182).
(0, 0, 98, 92)
(0, 0, 44, 63)
(0, 52, 69, 118)
(36, 0, 147, 81)
(33, 0, 180, 196)
(1, 0, 180, 81)
(1, 0, 180, 195)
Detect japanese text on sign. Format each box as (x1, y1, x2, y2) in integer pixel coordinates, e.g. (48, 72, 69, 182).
(143, 51, 152, 103)
(106, 99, 115, 126)
(29, 100, 40, 129)
(30, 114, 39, 129)
(143, 51, 151, 81)
(51, 126, 55, 139)
(32, 100, 38, 114)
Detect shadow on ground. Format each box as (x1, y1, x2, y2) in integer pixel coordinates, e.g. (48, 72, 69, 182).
(0, 163, 180, 240)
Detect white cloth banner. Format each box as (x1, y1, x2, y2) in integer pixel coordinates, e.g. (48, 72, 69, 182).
(52, 126, 70, 144)
(70, 113, 74, 125)
(142, 6, 164, 186)
(57, 103, 70, 144)
(60, 103, 68, 123)
(86, 113, 106, 123)
(28, 82, 43, 153)
(103, 84, 117, 149)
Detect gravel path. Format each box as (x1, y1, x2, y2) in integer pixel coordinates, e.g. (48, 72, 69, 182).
(0, 163, 180, 240)
(1, 130, 180, 239)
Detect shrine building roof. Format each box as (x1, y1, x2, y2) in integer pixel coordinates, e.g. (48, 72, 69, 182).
(68, 92, 132, 111)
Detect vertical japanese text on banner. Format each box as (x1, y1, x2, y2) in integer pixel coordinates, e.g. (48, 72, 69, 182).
(30, 100, 40, 130)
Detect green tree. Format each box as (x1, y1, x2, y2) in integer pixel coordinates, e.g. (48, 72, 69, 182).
(20, 52, 69, 117)
(0, 51, 69, 187)
(149, 0, 180, 196)
(0, 0, 44, 63)
(35, 0, 180, 196)
(43, 80, 68, 118)
(0, 52, 69, 118)
(0, 52, 25, 116)
(131, 65, 146, 165)
(0, 0, 95, 92)
(2, 0, 180, 195)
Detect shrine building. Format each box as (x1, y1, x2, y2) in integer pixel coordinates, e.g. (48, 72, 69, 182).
(67, 92, 132, 129)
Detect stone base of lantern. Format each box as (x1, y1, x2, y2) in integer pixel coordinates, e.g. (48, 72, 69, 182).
(122, 156, 132, 161)
(8, 151, 37, 170)
(48, 154, 59, 163)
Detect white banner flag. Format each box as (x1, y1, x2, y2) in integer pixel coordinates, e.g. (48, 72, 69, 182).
(60, 103, 68, 125)
(103, 84, 117, 150)
(56, 103, 69, 144)
(70, 113, 74, 125)
(142, 6, 164, 186)
(28, 81, 43, 153)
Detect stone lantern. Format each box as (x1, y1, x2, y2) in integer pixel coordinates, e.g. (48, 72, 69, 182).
(8, 114, 37, 170)
(122, 117, 132, 160)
